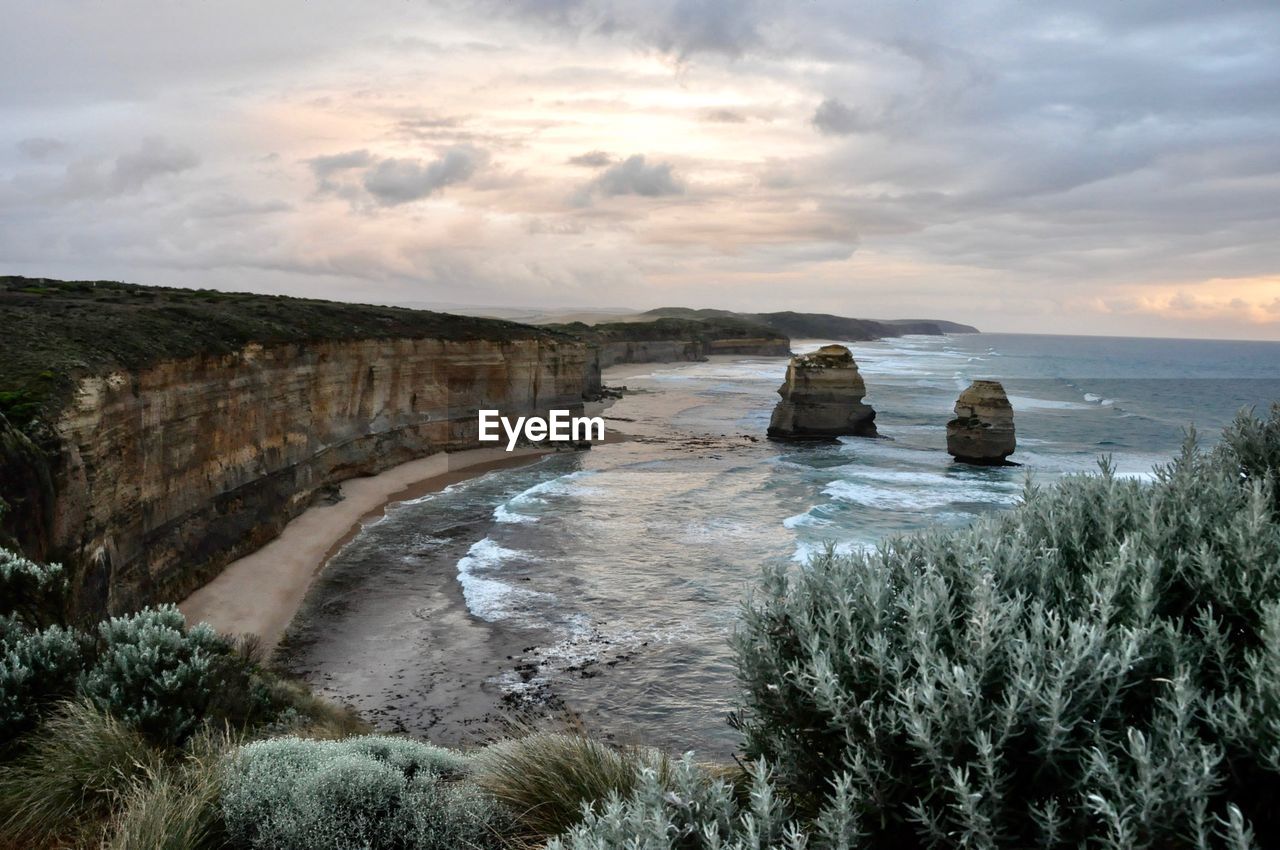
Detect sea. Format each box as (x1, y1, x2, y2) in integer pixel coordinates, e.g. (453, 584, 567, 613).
(280, 333, 1280, 757)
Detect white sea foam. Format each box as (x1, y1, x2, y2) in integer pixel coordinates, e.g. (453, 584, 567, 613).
(456, 538, 545, 622)
(507, 470, 598, 510)
(493, 503, 537, 524)
(1006, 394, 1093, 411)
(791, 539, 876, 564)
(783, 509, 832, 530)
(822, 476, 1020, 511)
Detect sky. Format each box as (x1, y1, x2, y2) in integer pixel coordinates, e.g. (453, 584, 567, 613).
(2, 1, 1279, 339)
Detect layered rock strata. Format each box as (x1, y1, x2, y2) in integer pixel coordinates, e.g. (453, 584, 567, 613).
(767, 345, 877, 439)
(36, 337, 588, 619)
(947, 380, 1017, 464)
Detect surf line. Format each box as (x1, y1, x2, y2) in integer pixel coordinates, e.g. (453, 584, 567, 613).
(478, 409, 606, 451)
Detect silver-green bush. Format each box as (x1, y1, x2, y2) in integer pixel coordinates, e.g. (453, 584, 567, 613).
(733, 408, 1280, 849)
(82, 605, 234, 746)
(549, 755, 861, 850)
(0, 622, 86, 743)
(221, 735, 504, 850)
(0, 546, 66, 627)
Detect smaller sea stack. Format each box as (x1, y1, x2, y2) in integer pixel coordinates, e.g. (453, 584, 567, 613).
(947, 380, 1016, 464)
(767, 344, 877, 440)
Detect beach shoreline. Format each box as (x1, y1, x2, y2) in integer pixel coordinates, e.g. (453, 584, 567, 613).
(178, 445, 556, 652)
(179, 398, 623, 653)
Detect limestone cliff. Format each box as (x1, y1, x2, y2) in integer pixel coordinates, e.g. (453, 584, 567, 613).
(767, 345, 877, 440)
(1, 277, 588, 620)
(947, 380, 1017, 465)
(554, 317, 791, 392)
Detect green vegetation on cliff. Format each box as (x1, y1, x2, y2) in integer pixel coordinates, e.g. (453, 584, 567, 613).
(0, 276, 571, 431)
(643, 306, 979, 340)
(546, 314, 788, 344)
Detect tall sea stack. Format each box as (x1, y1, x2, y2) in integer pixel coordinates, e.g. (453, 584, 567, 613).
(767, 344, 877, 440)
(947, 380, 1016, 464)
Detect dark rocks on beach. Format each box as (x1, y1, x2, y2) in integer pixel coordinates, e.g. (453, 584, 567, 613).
(767, 344, 878, 440)
(947, 380, 1016, 465)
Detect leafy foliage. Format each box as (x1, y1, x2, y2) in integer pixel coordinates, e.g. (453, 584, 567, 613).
(549, 756, 861, 850)
(221, 735, 505, 850)
(733, 407, 1280, 849)
(82, 606, 234, 747)
(0, 546, 66, 627)
(0, 623, 87, 745)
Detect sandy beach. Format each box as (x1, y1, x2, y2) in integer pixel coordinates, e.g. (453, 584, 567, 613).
(179, 398, 621, 653)
(179, 445, 554, 652)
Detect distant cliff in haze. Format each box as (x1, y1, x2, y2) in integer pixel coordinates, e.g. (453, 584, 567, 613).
(641, 308, 979, 340)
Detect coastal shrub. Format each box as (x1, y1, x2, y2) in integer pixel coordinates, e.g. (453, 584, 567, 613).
(221, 735, 504, 850)
(0, 700, 159, 846)
(474, 730, 673, 838)
(0, 623, 88, 744)
(0, 546, 66, 627)
(733, 407, 1280, 848)
(549, 755, 861, 850)
(82, 605, 236, 747)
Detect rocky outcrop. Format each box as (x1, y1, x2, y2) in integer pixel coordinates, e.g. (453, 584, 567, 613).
(32, 337, 587, 620)
(767, 345, 877, 440)
(947, 380, 1016, 465)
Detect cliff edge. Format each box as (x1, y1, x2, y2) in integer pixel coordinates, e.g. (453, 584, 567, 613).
(0, 277, 590, 620)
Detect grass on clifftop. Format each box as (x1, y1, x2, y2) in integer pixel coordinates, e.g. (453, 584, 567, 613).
(545, 315, 788, 343)
(0, 276, 572, 428)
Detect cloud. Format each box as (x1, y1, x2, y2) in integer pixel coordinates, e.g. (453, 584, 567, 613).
(17, 137, 201, 200)
(702, 108, 746, 123)
(16, 137, 66, 159)
(811, 98, 866, 136)
(579, 155, 683, 203)
(105, 137, 200, 193)
(480, 0, 765, 60)
(307, 149, 373, 180)
(361, 145, 486, 205)
(4, 0, 1280, 338)
(567, 150, 614, 167)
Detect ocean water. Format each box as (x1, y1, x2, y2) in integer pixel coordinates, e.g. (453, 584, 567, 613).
(282, 333, 1280, 756)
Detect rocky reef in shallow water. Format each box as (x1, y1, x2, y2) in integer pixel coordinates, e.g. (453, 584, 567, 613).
(766, 344, 878, 440)
(947, 380, 1017, 465)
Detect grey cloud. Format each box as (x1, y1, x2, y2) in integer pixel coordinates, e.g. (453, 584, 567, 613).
(568, 150, 613, 167)
(476, 0, 764, 59)
(307, 149, 373, 180)
(811, 98, 867, 136)
(362, 146, 486, 205)
(591, 155, 683, 197)
(27, 137, 200, 200)
(17, 137, 66, 159)
(107, 137, 200, 193)
(702, 109, 746, 123)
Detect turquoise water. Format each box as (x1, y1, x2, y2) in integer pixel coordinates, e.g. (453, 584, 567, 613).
(284, 333, 1280, 755)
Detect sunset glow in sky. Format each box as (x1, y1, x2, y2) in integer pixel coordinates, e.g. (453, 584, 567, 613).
(3, 1, 1279, 338)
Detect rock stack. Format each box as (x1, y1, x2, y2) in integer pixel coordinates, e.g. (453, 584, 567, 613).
(767, 345, 877, 440)
(947, 380, 1016, 464)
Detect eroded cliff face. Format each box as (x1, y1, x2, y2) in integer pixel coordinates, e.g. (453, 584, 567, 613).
(594, 337, 791, 370)
(47, 337, 588, 619)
